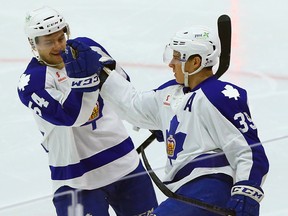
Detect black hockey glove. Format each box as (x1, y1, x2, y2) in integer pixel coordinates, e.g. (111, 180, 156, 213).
(149, 130, 164, 142)
(100, 56, 116, 71)
(98, 56, 116, 88)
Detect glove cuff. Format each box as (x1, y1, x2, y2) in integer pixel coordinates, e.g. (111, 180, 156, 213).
(69, 74, 100, 90)
(231, 184, 264, 203)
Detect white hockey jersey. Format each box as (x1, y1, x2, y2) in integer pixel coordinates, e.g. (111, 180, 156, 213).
(101, 71, 269, 192)
(17, 37, 139, 192)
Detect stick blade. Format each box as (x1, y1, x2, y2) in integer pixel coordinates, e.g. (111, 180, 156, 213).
(215, 14, 232, 78)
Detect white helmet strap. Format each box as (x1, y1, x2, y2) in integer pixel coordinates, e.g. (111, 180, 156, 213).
(181, 61, 204, 87)
(183, 68, 189, 87)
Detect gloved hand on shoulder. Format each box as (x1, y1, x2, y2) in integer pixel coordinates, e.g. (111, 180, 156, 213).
(149, 130, 164, 142)
(100, 56, 116, 72)
(98, 56, 116, 88)
(226, 180, 264, 216)
(61, 39, 102, 92)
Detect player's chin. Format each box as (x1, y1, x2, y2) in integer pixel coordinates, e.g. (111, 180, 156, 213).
(174, 76, 183, 84)
(175, 78, 184, 84)
(52, 55, 64, 63)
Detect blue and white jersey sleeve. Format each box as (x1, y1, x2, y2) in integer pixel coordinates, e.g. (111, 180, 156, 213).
(200, 77, 269, 186)
(18, 58, 100, 127)
(101, 70, 163, 130)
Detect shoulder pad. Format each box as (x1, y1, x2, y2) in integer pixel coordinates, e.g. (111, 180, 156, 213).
(17, 58, 47, 105)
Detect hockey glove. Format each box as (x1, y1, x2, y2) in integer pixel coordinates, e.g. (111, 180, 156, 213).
(98, 56, 116, 88)
(226, 180, 264, 216)
(61, 39, 102, 92)
(100, 56, 116, 71)
(149, 130, 164, 142)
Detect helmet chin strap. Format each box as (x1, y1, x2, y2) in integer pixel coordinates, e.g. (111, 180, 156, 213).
(40, 59, 63, 68)
(181, 62, 204, 87)
(184, 71, 189, 87)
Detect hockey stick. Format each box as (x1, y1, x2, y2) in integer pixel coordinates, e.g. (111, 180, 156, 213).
(136, 133, 157, 154)
(141, 147, 235, 216)
(136, 14, 232, 154)
(215, 14, 232, 78)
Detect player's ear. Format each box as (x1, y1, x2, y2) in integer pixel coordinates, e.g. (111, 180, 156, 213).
(186, 55, 201, 72)
(192, 55, 202, 67)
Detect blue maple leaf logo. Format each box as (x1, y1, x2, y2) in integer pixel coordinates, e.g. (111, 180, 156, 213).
(166, 115, 186, 165)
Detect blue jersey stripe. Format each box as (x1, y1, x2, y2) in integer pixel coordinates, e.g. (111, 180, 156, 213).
(50, 137, 134, 180)
(163, 153, 230, 184)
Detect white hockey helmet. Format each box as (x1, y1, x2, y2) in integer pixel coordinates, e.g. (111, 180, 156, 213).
(164, 26, 220, 68)
(163, 26, 220, 87)
(24, 6, 70, 53)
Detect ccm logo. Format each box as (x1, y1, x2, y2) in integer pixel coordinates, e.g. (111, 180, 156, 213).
(71, 75, 99, 88)
(232, 185, 264, 202)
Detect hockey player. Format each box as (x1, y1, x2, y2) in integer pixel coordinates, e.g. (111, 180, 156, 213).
(17, 6, 158, 216)
(63, 26, 270, 215)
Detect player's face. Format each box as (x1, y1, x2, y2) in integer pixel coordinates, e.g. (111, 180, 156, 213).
(36, 30, 67, 68)
(169, 51, 184, 84)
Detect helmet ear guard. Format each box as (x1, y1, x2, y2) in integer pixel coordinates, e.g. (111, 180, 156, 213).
(27, 38, 36, 51)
